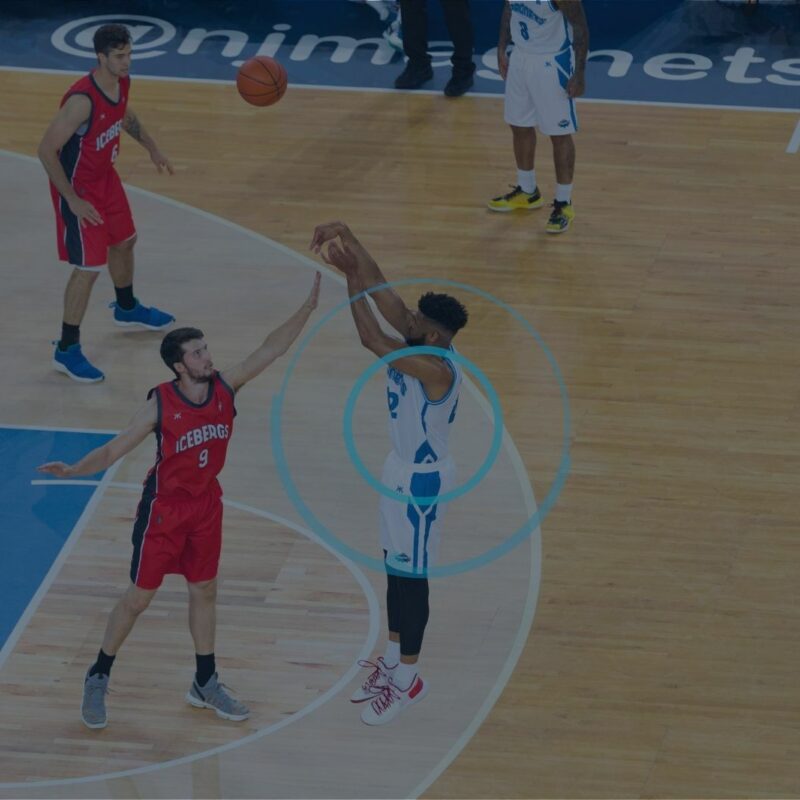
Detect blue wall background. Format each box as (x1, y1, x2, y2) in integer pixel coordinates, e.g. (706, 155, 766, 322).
(0, 2, 797, 107)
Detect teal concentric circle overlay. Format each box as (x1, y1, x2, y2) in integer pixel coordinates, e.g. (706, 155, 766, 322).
(271, 278, 571, 578)
(342, 345, 504, 506)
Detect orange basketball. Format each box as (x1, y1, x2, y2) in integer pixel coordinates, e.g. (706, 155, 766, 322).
(236, 56, 288, 107)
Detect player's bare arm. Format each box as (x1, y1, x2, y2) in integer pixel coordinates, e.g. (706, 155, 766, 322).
(37, 396, 158, 478)
(498, 1, 512, 80)
(557, 0, 589, 97)
(311, 221, 415, 338)
(123, 107, 174, 174)
(37, 94, 103, 226)
(344, 268, 453, 401)
(221, 272, 321, 391)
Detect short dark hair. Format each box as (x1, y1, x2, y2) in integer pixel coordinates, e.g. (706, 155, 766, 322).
(418, 292, 468, 336)
(160, 327, 204, 376)
(93, 24, 131, 56)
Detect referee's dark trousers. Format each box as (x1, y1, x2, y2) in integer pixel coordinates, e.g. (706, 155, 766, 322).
(399, 0, 475, 77)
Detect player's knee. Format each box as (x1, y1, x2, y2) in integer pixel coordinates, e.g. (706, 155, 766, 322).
(124, 586, 155, 616)
(73, 267, 100, 285)
(188, 577, 217, 602)
(551, 133, 574, 147)
(110, 233, 137, 252)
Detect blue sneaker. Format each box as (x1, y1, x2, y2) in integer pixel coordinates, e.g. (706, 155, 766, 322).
(53, 342, 105, 383)
(110, 299, 175, 330)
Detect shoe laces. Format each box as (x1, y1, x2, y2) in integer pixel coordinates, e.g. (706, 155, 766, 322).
(549, 200, 568, 219)
(357, 658, 389, 690)
(85, 680, 110, 698)
(368, 681, 401, 714)
(500, 184, 524, 201)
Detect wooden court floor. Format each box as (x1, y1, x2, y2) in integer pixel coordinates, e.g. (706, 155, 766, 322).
(1, 70, 799, 798)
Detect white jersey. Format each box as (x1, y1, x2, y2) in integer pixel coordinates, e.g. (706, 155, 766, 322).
(509, 0, 573, 55)
(385, 349, 461, 464)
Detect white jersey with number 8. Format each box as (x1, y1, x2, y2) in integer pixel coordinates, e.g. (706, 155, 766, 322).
(509, 0, 573, 55)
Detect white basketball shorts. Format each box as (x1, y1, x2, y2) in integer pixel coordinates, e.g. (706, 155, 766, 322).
(504, 47, 579, 136)
(379, 450, 456, 576)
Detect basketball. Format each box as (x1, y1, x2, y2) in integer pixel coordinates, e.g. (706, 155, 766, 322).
(236, 56, 288, 107)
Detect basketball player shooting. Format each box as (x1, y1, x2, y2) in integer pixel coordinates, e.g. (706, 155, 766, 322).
(310, 221, 468, 726)
(37, 273, 320, 730)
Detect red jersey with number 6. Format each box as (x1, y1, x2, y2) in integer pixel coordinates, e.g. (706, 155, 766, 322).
(145, 373, 236, 499)
(58, 72, 130, 185)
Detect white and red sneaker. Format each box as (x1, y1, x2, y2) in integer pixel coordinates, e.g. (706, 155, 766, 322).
(360, 673, 428, 726)
(350, 657, 395, 703)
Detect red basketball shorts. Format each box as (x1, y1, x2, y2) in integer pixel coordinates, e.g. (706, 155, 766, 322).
(130, 486, 223, 590)
(50, 168, 136, 268)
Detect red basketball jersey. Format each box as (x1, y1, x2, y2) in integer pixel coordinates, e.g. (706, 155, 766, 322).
(145, 373, 236, 499)
(57, 72, 130, 186)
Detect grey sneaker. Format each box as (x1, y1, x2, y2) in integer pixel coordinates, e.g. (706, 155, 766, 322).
(81, 668, 109, 729)
(186, 672, 249, 721)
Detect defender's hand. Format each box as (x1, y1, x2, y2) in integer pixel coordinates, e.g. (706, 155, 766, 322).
(37, 462, 75, 478)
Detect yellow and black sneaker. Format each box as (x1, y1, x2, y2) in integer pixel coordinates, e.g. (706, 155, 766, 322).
(545, 200, 575, 234)
(487, 185, 544, 212)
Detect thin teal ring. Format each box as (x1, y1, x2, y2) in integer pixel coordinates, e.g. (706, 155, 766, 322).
(342, 345, 504, 506)
(271, 277, 571, 578)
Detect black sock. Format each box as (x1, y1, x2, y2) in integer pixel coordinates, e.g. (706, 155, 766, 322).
(195, 653, 216, 687)
(58, 323, 80, 351)
(89, 648, 116, 678)
(114, 284, 136, 311)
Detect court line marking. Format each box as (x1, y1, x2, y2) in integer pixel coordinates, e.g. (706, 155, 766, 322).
(0, 453, 121, 673)
(0, 64, 797, 114)
(0, 149, 541, 796)
(410, 383, 541, 800)
(0, 479, 380, 789)
(787, 118, 800, 153)
(31, 479, 102, 487)
(1, 422, 118, 434)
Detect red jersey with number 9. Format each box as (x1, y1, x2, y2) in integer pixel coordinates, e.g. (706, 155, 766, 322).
(145, 373, 236, 499)
(58, 72, 130, 185)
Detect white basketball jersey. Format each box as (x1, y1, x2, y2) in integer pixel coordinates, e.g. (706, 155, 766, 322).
(509, 0, 573, 55)
(385, 350, 462, 464)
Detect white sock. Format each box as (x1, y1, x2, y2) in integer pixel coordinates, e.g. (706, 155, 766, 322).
(555, 183, 573, 203)
(383, 640, 400, 669)
(393, 662, 418, 691)
(517, 169, 536, 194)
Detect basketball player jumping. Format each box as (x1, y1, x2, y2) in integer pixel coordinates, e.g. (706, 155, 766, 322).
(488, 0, 589, 234)
(38, 273, 320, 729)
(38, 24, 175, 384)
(310, 222, 468, 726)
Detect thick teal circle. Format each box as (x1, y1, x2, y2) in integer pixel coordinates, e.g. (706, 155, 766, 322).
(342, 345, 504, 506)
(271, 277, 571, 579)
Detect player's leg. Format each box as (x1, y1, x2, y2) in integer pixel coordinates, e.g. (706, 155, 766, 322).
(362, 566, 431, 725)
(545, 135, 576, 234)
(362, 468, 437, 725)
(439, 0, 476, 97)
(395, 0, 434, 89)
(533, 48, 579, 233)
(182, 496, 248, 721)
(50, 185, 108, 382)
(81, 583, 158, 729)
(489, 51, 545, 211)
(105, 171, 174, 330)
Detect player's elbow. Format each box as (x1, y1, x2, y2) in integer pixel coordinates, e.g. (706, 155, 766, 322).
(358, 332, 378, 352)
